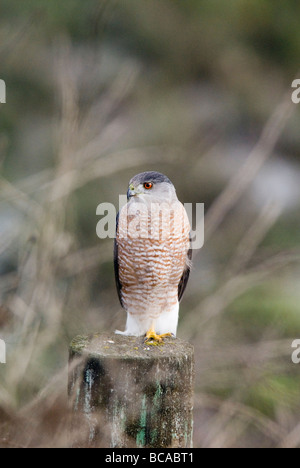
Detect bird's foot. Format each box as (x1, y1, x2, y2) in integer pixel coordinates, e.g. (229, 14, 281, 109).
(144, 328, 172, 345)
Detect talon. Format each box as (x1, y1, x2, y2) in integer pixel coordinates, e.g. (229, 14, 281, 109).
(145, 327, 172, 344)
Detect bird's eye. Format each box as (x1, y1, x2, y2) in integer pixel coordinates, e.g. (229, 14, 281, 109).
(144, 182, 153, 190)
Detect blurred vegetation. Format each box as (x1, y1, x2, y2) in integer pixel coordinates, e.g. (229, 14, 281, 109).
(0, 0, 300, 448)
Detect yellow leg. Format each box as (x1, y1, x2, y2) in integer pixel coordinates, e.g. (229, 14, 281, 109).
(145, 324, 172, 344)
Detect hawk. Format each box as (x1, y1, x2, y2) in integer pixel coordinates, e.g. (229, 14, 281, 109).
(114, 171, 192, 343)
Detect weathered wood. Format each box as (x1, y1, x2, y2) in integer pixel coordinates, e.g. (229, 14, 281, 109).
(68, 332, 194, 448)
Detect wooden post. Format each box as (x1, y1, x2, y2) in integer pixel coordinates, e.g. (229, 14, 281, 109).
(68, 332, 194, 448)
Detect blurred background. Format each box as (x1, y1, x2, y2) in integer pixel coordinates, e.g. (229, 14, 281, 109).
(0, 0, 300, 448)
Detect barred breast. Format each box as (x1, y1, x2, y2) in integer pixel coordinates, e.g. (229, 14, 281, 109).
(116, 199, 190, 320)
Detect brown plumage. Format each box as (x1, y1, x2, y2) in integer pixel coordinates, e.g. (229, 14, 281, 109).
(114, 171, 191, 340)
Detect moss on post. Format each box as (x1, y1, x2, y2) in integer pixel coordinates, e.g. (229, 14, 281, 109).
(68, 333, 194, 448)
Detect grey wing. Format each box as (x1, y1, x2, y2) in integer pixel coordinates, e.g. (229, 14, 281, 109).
(114, 212, 124, 308)
(178, 242, 192, 302)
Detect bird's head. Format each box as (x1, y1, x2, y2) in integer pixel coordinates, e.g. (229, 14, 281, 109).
(127, 171, 178, 204)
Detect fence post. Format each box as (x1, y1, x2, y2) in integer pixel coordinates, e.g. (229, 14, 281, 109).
(68, 332, 194, 448)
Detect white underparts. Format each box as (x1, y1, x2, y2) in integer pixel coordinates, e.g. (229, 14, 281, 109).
(115, 301, 179, 337)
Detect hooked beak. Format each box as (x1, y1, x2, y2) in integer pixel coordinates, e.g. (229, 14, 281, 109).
(127, 184, 136, 200)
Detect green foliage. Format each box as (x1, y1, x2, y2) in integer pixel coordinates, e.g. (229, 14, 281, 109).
(1, 0, 104, 40)
(245, 375, 300, 417)
(227, 285, 300, 340)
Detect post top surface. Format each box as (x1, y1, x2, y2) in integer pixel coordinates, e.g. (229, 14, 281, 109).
(70, 332, 194, 361)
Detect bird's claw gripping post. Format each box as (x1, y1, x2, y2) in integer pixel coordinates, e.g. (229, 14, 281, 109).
(144, 326, 172, 345)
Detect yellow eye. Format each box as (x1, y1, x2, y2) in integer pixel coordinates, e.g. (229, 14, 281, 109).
(144, 182, 153, 190)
